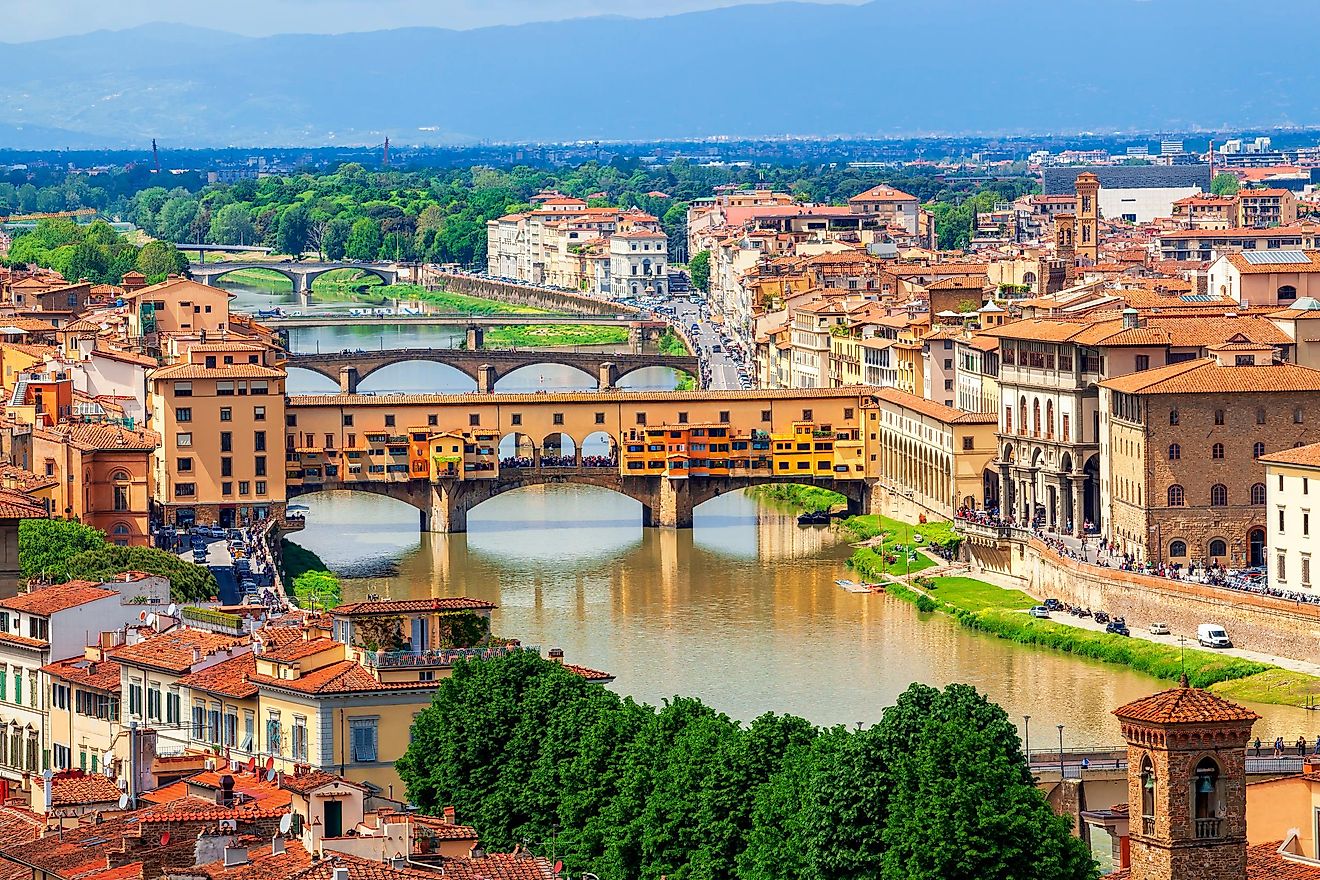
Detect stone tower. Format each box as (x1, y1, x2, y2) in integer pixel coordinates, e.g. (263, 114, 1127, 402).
(1114, 678, 1257, 880)
(1075, 172, 1100, 266)
(1052, 213, 1077, 288)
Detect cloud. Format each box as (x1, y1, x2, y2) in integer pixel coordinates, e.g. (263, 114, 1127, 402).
(0, 0, 867, 42)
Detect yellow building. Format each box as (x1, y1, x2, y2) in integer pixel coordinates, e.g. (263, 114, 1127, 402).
(43, 643, 124, 775)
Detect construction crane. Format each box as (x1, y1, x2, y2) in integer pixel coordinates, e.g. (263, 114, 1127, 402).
(0, 208, 98, 224)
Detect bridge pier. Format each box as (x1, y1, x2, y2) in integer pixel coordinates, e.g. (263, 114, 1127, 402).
(466, 326, 484, 350)
(421, 483, 469, 533)
(598, 361, 617, 391)
(643, 478, 694, 529)
(476, 365, 496, 394)
(339, 367, 360, 394)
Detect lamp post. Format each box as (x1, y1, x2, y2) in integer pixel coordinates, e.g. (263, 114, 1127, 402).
(1057, 724, 1065, 780)
(1023, 715, 1031, 764)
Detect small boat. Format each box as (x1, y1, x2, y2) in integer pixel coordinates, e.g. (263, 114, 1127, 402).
(797, 511, 830, 526)
(835, 579, 872, 594)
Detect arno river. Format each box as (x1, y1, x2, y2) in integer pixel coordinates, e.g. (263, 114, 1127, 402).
(229, 282, 1310, 745)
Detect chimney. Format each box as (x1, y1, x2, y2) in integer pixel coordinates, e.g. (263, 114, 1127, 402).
(223, 846, 249, 868)
(272, 836, 285, 856)
(192, 647, 202, 664)
(389, 856, 405, 870)
(547, 648, 565, 665)
(1121, 307, 1139, 330)
(218, 774, 234, 807)
(332, 867, 350, 880)
(442, 806, 456, 825)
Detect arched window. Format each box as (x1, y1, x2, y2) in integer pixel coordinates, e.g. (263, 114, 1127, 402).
(110, 470, 130, 482)
(1168, 484, 1185, 507)
(1211, 484, 1228, 507)
(1046, 400, 1054, 437)
(1169, 540, 1188, 558)
(1251, 483, 1266, 505)
(1168, 443, 1181, 460)
(1169, 408, 1180, 426)
(1279, 285, 1298, 302)
(1254, 442, 1266, 459)
(1211, 443, 1224, 460)
(1193, 757, 1223, 839)
(1140, 755, 1157, 824)
(1210, 539, 1228, 558)
(1032, 399, 1041, 436)
(1023, 271, 1037, 285)
(111, 522, 131, 547)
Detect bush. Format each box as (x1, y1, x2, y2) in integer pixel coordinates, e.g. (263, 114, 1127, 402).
(65, 544, 218, 602)
(292, 569, 341, 612)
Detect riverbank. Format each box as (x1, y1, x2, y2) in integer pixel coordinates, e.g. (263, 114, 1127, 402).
(745, 484, 845, 512)
(481, 325, 630, 348)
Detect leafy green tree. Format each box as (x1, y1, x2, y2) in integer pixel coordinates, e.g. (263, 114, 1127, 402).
(322, 218, 352, 260)
(65, 545, 219, 602)
(209, 203, 256, 246)
(345, 217, 383, 260)
(136, 240, 187, 283)
(276, 204, 310, 257)
(157, 196, 200, 243)
(19, 519, 106, 582)
(292, 569, 341, 611)
(688, 250, 711, 292)
(1211, 173, 1240, 196)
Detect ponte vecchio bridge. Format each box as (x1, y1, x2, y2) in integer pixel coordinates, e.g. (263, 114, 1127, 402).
(284, 387, 879, 531)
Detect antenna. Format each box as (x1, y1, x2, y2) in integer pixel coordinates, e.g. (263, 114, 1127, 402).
(166, 603, 178, 617)
(265, 769, 276, 783)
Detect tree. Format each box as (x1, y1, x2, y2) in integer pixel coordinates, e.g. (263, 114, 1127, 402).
(136, 240, 187, 283)
(292, 569, 341, 611)
(209, 203, 256, 247)
(157, 196, 200, 243)
(19, 519, 106, 582)
(276, 204, 310, 257)
(65, 545, 219, 602)
(688, 250, 710, 292)
(345, 217, 383, 260)
(322, 218, 352, 261)
(1211, 173, 1240, 196)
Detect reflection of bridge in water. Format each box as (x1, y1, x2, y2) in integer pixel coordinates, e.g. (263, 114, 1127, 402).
(285, 346, 700, 392)
(284, 388, 878, 532)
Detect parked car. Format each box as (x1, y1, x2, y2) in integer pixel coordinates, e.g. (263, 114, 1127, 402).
(1106, 619, 1131, 637)
(1043, 598, 1062, 611)
(1197, 623, 1233, 648)
(1029, 606, 1051, 619)
(1149, 622, 1170, 635)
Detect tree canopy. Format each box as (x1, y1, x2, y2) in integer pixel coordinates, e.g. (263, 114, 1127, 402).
(292, 569, 341, 612)
(399, 653, 1095, 880)
(688, 249, 711, 292)
(1211, 172, 1240, 196)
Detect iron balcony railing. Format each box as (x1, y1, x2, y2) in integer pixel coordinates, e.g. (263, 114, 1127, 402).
(362, 644, 541, 668)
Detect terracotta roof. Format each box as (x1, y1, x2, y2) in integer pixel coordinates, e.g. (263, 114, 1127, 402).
(259, 637, 340, 663)
(0, 581, 116, 615)
(250, 660, 430, 695)
(0, 630, 48, 649)
(0, 815, 137, 878)
(1114, 684, 1259, 725)
(1101, 358, 1320, 395)
(176, 652, 258, 698)
(36, 422, 158, 451)
(191, 839, 312, 880)
(150, 363, 284, 380)
(278, 770, 367, 796)
(563, 663, 615, 684)
(0, 465, 57, 493)
(1261, 442, 1320, 469)
(850, 185, 917, 202)
(1225, 250, 1320, 275)
(332, 597, 496, 616)
(433, 852, 558, 880)
(135, 794, 288, 823)
(35, 772, 121, 806)
(286, 852, 447, 880)
(875, 386, 998, 425)
(42, 655, 121, 692)
(110, 629, 245, 674)
(288, 387, 879, 407)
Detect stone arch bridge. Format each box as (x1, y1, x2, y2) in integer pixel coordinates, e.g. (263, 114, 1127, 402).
(285, 347, 700, 392)
(189, 261, 397, 295)
(288, 467, 872, 532)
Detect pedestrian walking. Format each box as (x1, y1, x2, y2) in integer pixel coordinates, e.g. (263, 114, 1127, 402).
(1254, 737, 1262, 757)
(1299, 735, 1308, 756)
(1275, 736, 1285, 757)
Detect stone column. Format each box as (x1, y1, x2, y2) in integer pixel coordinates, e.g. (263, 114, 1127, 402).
(465, 325, 484, 350)
(1071, 475, 1086, 537)
(598, 362, 618, 391)
(1029, 473, 1039, 525)
(654, 478, 694, 529)
(338, 367, 360, 394)
(425, 484, 468, 534)
(998, 466, 1010, 514)
(476, 365, 496, 394)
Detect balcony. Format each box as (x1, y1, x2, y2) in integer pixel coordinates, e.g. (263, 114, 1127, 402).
(362, 644, 540, 668)
(1142, 817, 1155, 836)
(1194, 817, 1221, 840)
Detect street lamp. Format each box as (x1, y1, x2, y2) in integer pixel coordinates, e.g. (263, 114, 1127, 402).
(1057, 724, 1065, 780)
(1023, 715, 1031, 763)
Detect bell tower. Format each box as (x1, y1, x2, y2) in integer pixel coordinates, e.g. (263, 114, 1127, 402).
(1114, 677, 1257, 880)
(1075, 172, 1100, 266)
(1052, 213, 1076, 288)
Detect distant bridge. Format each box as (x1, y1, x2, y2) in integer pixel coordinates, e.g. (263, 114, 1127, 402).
(262, 313, 644, 329)
(189, 260, 397, 294)
(284, 346, 700, 393)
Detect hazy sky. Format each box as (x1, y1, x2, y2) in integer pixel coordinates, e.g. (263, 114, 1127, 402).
(1, 0, 865, 42)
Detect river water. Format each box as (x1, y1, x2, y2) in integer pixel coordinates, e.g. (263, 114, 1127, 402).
(227, 282, 1309, 745)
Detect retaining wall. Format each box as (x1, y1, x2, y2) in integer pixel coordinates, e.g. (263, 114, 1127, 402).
(435, 273, 644, 317)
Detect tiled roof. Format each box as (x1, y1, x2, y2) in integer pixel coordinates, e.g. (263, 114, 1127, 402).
(287, 852, 443, 880)
(0, 814, 138, 878)
(250, 660, 430, 695)
(1261, 442, 1320, 469)
(0, 488, 48, 520)
(333, 597, 496, 616)
(36, 772, 122, 806)
(110, 629, 245, 674)
(875, 386, 998, 425)
(42, 655, 121, 692)
(1100, 359, 1320, 395)
(434, 852, 558, 880)
(191, 839, 312, 880)
(287, 387, 877, 407)
(260, 637, 341, 663)
(0, 465, 57, 492)
(176, 652, 258, 698)
(1110, 842, 1320, 880)
(37, 422, 158, 451)
(150, 363, 284, 380)
(278, 770, 367, 796)
(0, 581, 116, 615)
(136, 794, 288, 823)
(563, 663, 615, 684)
(1114, 684, 1259, 725)
(1225, 250, 1320, 275)
(850, 185, 917, 202)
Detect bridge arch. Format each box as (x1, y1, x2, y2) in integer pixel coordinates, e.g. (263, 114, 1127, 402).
(493, 361, 599, 392)
(540, 432, 577, 467)
(204, 264, 299, 288)
(301, 265, 397, 288)
(615, 363, 698, 389)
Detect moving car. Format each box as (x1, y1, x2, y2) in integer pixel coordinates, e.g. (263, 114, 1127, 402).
(1197, 623, 1232, 649)
(1149, 622, 1170, 635)
(1029, 606, 1051, 619)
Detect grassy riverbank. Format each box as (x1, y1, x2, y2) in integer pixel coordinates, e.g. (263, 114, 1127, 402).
(746, 484, 846, 512)
(482, 325, 631, 347)
(658, 329, 689, 356)
(279, 538, 328, 583)
(864, 564, 1314, 705)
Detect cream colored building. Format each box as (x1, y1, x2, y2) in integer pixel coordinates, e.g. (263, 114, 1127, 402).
(1262, 443, 1320, 593)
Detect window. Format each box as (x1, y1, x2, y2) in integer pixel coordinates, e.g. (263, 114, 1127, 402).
(174, 483, 196, 498)
(176, 407, 192, 423)
(553, 413, 564, 425)
(52, 743, 70, 770)
(761, 410, 772, 422)
(1254, 442, 1265, 459)
(254, 406, 266, 421)
(1135, 355, 1150, 371)
(166, 689, 180, 724)
(343, 414, 354, 427)
(1296, 408, 1305, 425)
(677, 412, 688, 424)
(636, 412, 647, 426)
(1168, 443, 1181, 460)
(1169, 540, 1187, 558)
(221, 481, 233, 495)
(1256, 408, 1266, 425)
(1210, 538, 1227, 558)
(802, 409, 813, 421)
(219, 407, 232, 422)
(384, 415, 396, 427)
(1169, 409, 1179, 426)
(238, 481, 250, 495)
(176, 433, 193, 447)
(221, 457, 233, 477)
(242, 711, 255, 751)
(216, 381, 234, 396)
(220, 432, 232, 452)
(292, 716, 308, 761)
(1167, 485, 1185, 507)
(114, 485, 130, 511)
(597, 412, 607, 424)
(266, 711, 282, 754)
(963, 436, 975, 451)
(1211, 443, 1224, 460)
(224, 709, 238, 747)
(1251, 483, 1266, 505)
(427, 414, 438, 427)
(1210, 484, 1228, 507)
(174, 382, 192, 397)
(1306, 512, 1312, 537)
(147, 686, 161, 721)
(511, 414, 522, 426)
(255, 456, 267, 477)
(350, 718, 378, 762)
(1305, 555, 1313, 586)
(52, 683, 69, 710)
(1280, 508, 1287, 532)
(1140, 756, 1156, 825)
(254, 431, 266, 452)
(1214, 409, 1225, 426)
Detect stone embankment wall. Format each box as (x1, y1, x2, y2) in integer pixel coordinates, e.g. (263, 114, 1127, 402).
(976, 538, 1320, 659)
(435, 273, 644, 317)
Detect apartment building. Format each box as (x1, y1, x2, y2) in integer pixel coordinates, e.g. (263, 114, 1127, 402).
(1099, 345, 1320, 567)
(1157, 223, 1320, 261)
(125, 277, 232, 338)
(1261, 443, 1320, 593)
(1237, 187, 1297, 228)
(148, 342, 287, 529)
(43, 644, 124, 776)
(1207, 249, 1320, 307)
(1170, 194, 1239, 230)
(848, 185, 920, 236)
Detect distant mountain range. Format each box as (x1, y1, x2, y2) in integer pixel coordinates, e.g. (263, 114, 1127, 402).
(1, 1, 1318, 148)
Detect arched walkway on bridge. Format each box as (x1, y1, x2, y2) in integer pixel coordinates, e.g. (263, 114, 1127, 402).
(350, 362, 477, 395)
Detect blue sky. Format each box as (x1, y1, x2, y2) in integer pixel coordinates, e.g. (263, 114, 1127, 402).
(1, 0, 864, 41)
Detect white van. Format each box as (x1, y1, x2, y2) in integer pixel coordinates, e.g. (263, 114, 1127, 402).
(1197, 623, 1232, 649)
